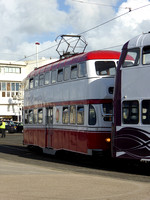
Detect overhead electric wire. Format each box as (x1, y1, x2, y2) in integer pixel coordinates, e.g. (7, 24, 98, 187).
(71, 0, 130, 10)
(16, 2, 150, 62)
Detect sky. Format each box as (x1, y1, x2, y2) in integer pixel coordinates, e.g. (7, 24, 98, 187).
(0, 0, 150, 61)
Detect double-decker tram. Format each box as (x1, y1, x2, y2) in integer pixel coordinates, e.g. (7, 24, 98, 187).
(112, 32, 150, 161)
(23, 36, 121, 156)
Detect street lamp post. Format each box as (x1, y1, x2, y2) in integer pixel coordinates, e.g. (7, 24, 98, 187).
(35, 42, 40, 68)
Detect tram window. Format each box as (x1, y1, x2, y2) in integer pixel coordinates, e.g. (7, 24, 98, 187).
(34, 76, 39, 87)
(142, 100, 150, 124)
(62, 106, 69, 124)
(102, 103, 113, 121)
(45, 72, 50, 85)
(70, 105, 76, 124)
(47, 107, 53, 124)
(64, 66, 70, 81)
(38, 109, 43, 124)
(95, 61, 116, 76)
(25, 110, 28, 124)
(122, 101, 139, 124)
(123, 48, 140, 67)
(143, 46, 150, 65)
(89, 105, 96, 125)
(77, 106, 84, 125)
(33, 109, 38, 124)
(57, 69, 63, 82)
(39, 74, 44, 86)
(71, 65, 77, 79)
(78, 62, 87, 78)
(29, 110, 33, 124)
(51, 70, 57, 84)
(29, 78, 34, 89)
(25, 79, 29, 90)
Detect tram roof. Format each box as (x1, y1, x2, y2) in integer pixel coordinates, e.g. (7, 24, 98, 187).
(28, 50, 121, 78)
(123, 32, 150, 50)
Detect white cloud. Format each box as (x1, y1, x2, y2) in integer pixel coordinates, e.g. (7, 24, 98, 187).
(0, 0, 150, 61)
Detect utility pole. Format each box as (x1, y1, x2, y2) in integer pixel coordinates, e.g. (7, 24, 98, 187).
(35, 42, 40, 68)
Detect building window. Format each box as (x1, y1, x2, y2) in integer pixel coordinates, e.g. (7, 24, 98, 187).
(122, 101, 139, 124)
(142, 100, 150, 124)
(4, 67, 21, 73)
(0, 81, 21, 98)
(2, 82, 6, 91)
(77, 106, 84, 125)
(2, 92, 5, 97)
(7, 83, 10, 91)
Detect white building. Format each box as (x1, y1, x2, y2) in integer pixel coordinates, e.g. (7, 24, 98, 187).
(0, 58, 57, 121)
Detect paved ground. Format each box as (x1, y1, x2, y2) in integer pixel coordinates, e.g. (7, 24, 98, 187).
(0, 158, 150, 200)
(0, 133, 150, 200)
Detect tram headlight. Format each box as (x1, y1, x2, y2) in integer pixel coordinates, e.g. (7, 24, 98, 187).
(105, 137, 111, 143)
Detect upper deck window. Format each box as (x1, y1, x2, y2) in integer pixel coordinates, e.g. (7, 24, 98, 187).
(25, 79, 29, 90)
(78, 62, 86, 78)
(51, 70, 57, 84)
(64, 66, 70, 81)
(123, 48, 140, 67)
(95, 61, 116, 76)
(143, 46, 150, 65)
(39, 74, 44, 86)
(34, 76, 39, 88)
(45, 72, 50, 85)
(29, 78, 34, 89)
(71, 65, 77, 79)
(57, 69, 63, 82)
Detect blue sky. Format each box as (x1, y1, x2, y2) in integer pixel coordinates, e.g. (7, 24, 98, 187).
(0, 0, 150, 60)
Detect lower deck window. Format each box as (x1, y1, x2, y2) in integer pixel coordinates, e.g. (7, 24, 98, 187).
(38, 109, 43, 124)
(101, 103, 113, 121)
(142, 100, 150, 124)
(70, 105, 76, 124)
(62, 106, 69, 124)
(89, 105, 96, 125)
(29, 110, 33, 124)
(122, 101, 139, 124)
(77, 106, 84, 125)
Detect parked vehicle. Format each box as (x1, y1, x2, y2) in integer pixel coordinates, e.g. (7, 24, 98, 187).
(14, 122, 23, 133)
(4, 120, 17, 133)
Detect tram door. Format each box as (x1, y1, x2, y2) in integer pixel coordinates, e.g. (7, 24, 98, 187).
(46, 107, 53, 148)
